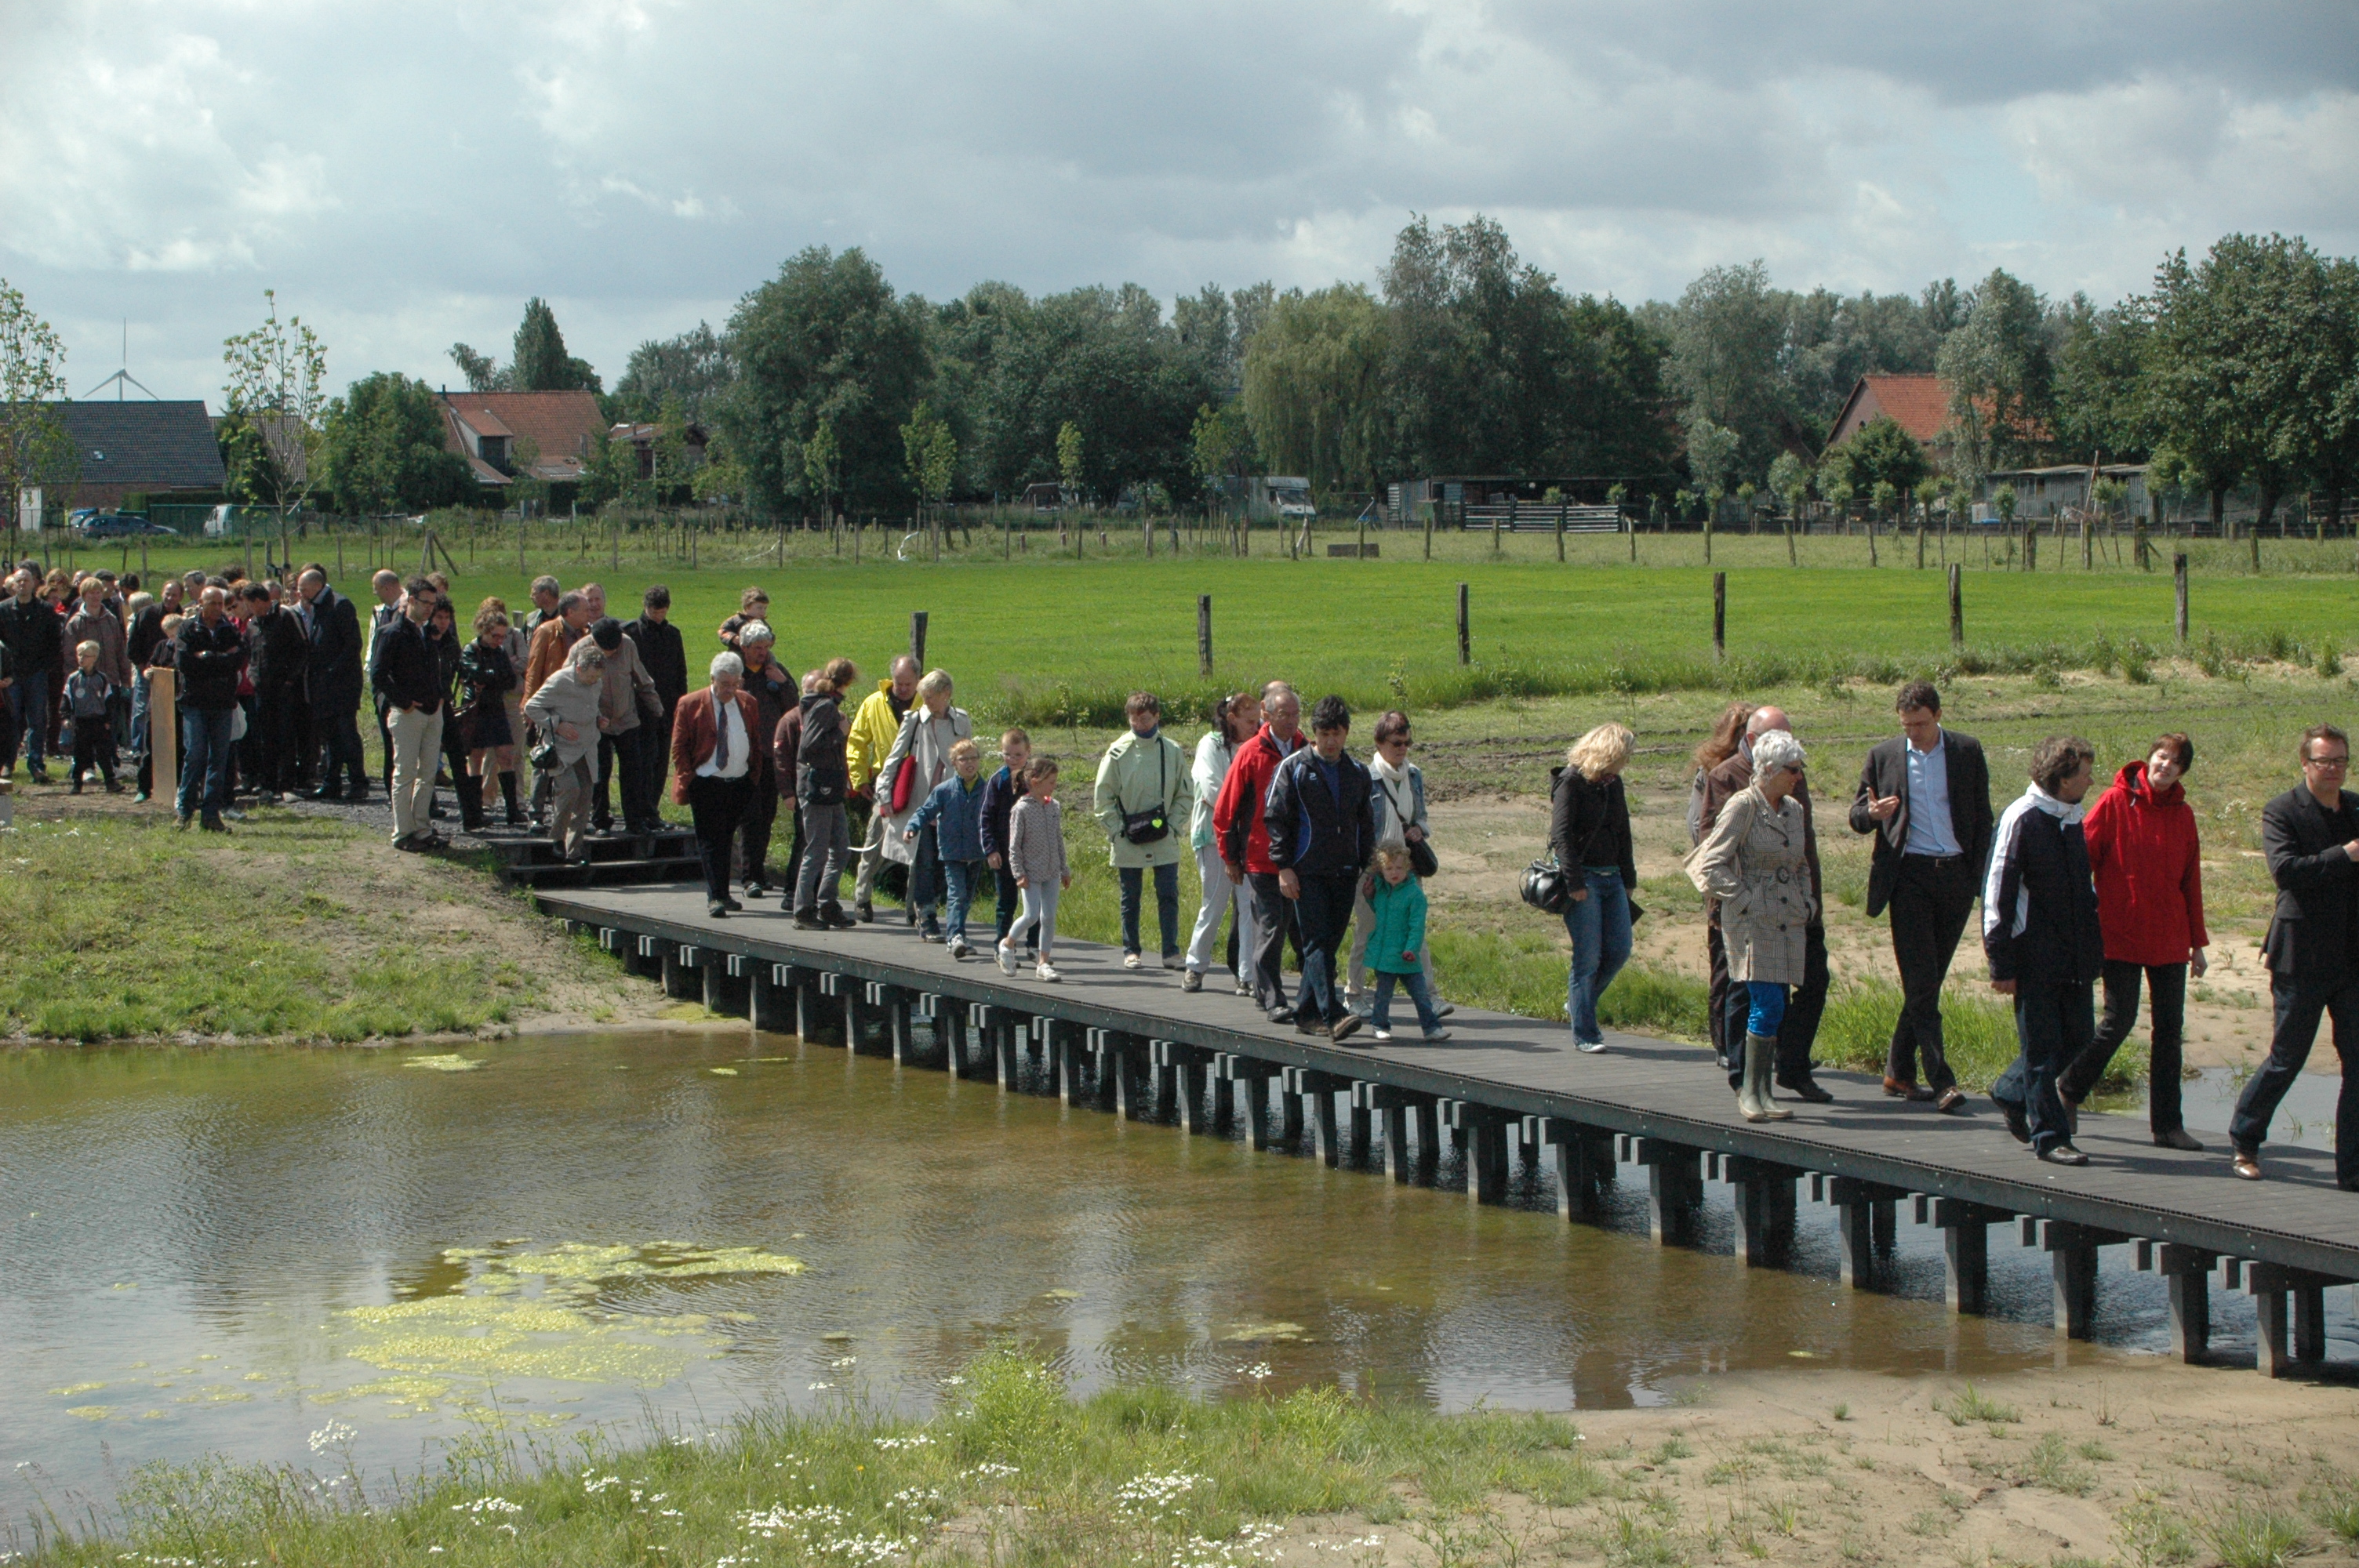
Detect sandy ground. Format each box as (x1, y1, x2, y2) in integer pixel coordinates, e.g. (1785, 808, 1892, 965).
(1217, 1359, 2359, 1566)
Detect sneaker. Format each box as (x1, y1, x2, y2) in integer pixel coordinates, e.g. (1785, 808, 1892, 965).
(1372, 1028, 1394, 1042)
(1575, 1038, 1608, 1054)
(1123, 953, 1143, 971)
(1234, 978, 1253, 996)
(998, 942, 1019, 977)
(1345, 993, 1372, 1018)
(823, 906, 859, 930)
(1034, 962, 1060, 982)
(222, 808, 247, 822)
(1434, 1001, 1456, 1018)
(1180, 970, 1203, 993)
(1295, 1018, 1329, 1038)
(948, 938, 973, 959)
(1161, 953, 1183, 971)
(724, 895, 745, 913)
(919, 929, 943, 944)
(1329, 1014, 1362, 1044)
(794, 912, 826, 931)
(1421, 1028, 1452, 1042)
(133, 791, 150, 803)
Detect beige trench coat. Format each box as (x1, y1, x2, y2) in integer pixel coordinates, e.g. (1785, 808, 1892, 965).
(1685, 782, 1815, 984)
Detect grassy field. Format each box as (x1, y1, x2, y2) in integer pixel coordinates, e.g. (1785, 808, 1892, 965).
(71, 528, 2359, 729)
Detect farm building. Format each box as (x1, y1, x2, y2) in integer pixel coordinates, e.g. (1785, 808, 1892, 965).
(436, 390, 608, 494)
(33, 401, 227, 516)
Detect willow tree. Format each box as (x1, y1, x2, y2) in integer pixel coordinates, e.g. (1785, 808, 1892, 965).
(1239, 284, 1387, 499)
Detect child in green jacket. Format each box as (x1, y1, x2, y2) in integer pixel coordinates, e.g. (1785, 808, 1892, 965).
(1363, 845, 1449, 1043)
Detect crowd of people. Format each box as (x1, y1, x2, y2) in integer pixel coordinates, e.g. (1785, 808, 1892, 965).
(5, 563, 2352, 1184)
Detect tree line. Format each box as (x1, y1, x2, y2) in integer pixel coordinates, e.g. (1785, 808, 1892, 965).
(2, 223, 2351, 529)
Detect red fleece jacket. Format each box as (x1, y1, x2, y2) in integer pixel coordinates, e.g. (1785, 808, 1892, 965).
(1212, 723, 1303, 875)
(2084, 759, 2209, 966)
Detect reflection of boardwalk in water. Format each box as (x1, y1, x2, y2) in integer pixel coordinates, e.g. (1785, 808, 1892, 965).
(542, 881, 2359, 1381)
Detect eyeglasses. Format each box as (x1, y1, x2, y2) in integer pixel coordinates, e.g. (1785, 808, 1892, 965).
(2307, 753, 2351, 770)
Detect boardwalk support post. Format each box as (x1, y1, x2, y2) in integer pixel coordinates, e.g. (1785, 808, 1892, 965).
(1918, 1195, 2006, 1315)
(1727, 1156, 1801, 1266)
(706, 953, 751, 1018)
(1544, 1119, 1614, 1217)
(1823, 1175, 1902, 1289)
(1216, 1054, 1280, 1149)
(663, 944, 701, 1001)
(2149, 1243, 2216, 1362)
(2025, 1217, 2122, 1340)
(1449, 1102, 1515, 1203)
(1637, 1138, 1705, 1246)
(751, 963, 796, 1033)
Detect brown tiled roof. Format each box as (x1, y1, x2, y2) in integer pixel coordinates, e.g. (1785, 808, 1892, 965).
(1828, 373, 1951, 450)
(435, 390, 605, 463)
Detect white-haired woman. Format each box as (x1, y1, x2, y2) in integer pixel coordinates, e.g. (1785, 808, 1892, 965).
(669, 650, 763, 919)
(1550, 722, 1639, 1053)
(735, 620, 794, 898)
(877, 667, 972, 939)
(522, 637, 606, 866)
(1686, 728, 1813, 1122)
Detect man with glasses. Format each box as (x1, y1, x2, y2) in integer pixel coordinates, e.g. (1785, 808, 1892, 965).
(2230, 723, 2359, 1185)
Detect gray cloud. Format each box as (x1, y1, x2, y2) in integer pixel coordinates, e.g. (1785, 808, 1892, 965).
(1, 0, 2351, 401)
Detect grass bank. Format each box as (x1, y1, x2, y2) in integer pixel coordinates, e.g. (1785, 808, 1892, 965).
(0, 807, 634, 1042)
(20, 1349, 1598, 1566)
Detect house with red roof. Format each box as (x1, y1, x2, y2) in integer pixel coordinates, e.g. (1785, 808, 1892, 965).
(1825, 374, 1954, 467)
(436, 390, 609, 495)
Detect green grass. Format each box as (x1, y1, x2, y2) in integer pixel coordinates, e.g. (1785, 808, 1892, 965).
(1939, 1385, 2021, 1427)
(0, 811, 598, 1041)
(2202, 1504, 2309, 1568)
(92, 526, 2359, 730)
(20, 1348, 1601, 1566)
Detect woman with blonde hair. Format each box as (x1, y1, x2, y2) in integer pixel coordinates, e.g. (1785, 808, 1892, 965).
(1550, 721, 1639, 1053)
(1687, 728, 1812, 1121)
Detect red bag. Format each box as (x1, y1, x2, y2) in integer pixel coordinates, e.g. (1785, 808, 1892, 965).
(889, 754, 918, 815)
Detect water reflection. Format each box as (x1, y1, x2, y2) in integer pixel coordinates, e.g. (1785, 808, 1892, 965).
(1, 1032, 2343, 1526)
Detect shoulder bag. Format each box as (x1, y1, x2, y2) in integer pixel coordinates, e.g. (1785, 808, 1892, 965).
(1383, 774, 1439, 877)
(1121, 739, 1172, 845)
(1519, 855, 1572, 915)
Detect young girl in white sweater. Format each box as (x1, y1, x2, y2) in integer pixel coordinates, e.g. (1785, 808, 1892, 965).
(999, 756, 1071, 981)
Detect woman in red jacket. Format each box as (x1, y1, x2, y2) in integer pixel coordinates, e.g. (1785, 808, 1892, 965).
(2057, 731, 2208, 1148)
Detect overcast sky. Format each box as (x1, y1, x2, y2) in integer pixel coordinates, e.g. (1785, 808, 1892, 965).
(4, 0, 2354, 405)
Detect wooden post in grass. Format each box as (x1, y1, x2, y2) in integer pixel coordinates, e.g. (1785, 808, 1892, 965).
(2175, 554, 2190, 643)
(1556, 503, 1565, 563)
(1423, 506, 1433, 561)
(518, 516, 525, 575)
(1712, 572, 1725, 661)
(1197, 595, 1212, 677)
(1947, 563, 1963, 649)
(1456, 583, 1470, 665)
(910, 611, 929, 669)
(151, 666, 176, 807)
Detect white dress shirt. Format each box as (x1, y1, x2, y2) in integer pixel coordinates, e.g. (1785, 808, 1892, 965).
(1903, 729, 1961, 857)
(694, 697, 751, 781)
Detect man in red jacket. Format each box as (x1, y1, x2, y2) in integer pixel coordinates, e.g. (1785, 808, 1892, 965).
(1215, 681, 1304, 1018)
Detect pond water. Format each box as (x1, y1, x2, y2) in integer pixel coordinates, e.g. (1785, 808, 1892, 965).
(2, 1029, 2348, 1530)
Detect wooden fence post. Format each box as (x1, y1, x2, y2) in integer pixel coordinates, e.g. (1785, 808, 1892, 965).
(910, 611, 929, 669)
(2175, 554, 2189, 644)
(1456, 583, 1470, 666)
(1198, 594, 1213, 678)
(1947, 563, 1963, 649)
(1712, 572, 1725, 661)
(151, 666, 177, 808)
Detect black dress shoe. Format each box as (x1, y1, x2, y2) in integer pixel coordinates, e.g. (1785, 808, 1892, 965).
(1776, 1073, 1834, 1104)
(2153, 1127, 2205, 1152)
(708, 901, 729, 918)
(722, 895, 744, 912)
(2001, 1102, 2031, 1145)
(2037, 1143, 2089, 1167)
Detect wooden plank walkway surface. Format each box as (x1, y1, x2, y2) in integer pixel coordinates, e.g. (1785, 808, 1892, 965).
(536, 881, 2359, 1375)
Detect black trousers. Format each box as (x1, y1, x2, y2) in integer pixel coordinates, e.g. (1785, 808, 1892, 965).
(1721, 924, 1829, 1088)
(250, 685, 304, 795)
(1883, 854, 1979, 1091)
(593, 734, 618, 828)
(687, 773, 754, 906)
(2013, 980, 2095, 1155)
(2057, 959, 2187, 1131)
(736, 781, 779, 885)
(2230, 971, 2359, 1184)
(315, 696, 367, 794)
(1247, 870, 1296, 1014)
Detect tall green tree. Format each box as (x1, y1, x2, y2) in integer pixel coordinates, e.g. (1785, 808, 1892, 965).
(2052, 292, 2153, 463)
(0, 278, 73, 538)
(1663, 260, 1792, 485)
(721, 246, 932, 517)
(511, 297, 602, 393)
(321, 372, 474, 514)
(220, 289, 329, 530)
(1934, 268, 2054, 488)
(614, 321, 731, 423)
(1824, 416, 1929, 500)
(1241, 284, 1387, 495)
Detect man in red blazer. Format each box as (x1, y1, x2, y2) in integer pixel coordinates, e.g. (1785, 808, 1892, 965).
(671, 652, 762, 918)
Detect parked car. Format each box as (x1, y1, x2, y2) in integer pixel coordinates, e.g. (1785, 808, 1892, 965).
(72, 510, 177, 539)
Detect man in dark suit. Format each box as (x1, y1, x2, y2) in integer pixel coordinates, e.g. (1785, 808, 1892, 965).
(1701, 704, 1832, 1102)
(1848, 680, 1994, 1112)
(297, 568, 367, 800)
(2230, 723, 2359, 1185)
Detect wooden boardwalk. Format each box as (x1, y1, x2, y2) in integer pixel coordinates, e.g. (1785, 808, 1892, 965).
(536, 882, 2359, 1377)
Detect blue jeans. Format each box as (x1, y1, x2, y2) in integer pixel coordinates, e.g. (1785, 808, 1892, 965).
(13, 676, 49, 770)
(1373, 969, 1441, 1034)
(1745, 981, 1789, 1036)
(129, 672, 151, 757)
(177, 706, 236, 824)
(1561, 867, 1633, 1044)
(942, 858, 985, 942)
(1119, 862, 1181, 957)
(1290, 870, 1358, 1026)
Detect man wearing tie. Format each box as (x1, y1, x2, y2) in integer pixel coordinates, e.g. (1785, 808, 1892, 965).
(1849, 681, 1994, 1112)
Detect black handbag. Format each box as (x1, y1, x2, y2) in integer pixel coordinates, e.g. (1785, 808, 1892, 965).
(1408, 836, 1440, 879)
(1520, 855, 1573, 915)
(1120, 741, 1171, 845)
